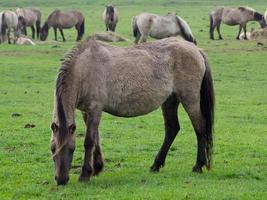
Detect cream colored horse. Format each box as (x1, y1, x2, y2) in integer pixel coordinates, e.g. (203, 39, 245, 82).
(1, 11, 21, 44)
(209, 6, 266, 40)
(132, 12, 196, 44)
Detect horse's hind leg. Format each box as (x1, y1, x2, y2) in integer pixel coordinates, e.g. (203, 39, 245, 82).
(150, 95, 180, 172)
(31, 25, 35, 39)
(243, 25, 248, 40)
(36, 20, 41, 39)
(7, 29, 11, 44)
(79, 107, 102, 182)
(59, 28, 66, 42)
(182, 96, 207, 173)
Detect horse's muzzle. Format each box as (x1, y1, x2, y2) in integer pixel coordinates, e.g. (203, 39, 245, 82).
(55, 175, 69, 185)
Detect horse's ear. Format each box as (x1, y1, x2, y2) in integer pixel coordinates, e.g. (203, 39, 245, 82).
(69, 124, 76, 134)
(51, 122, 58, 133)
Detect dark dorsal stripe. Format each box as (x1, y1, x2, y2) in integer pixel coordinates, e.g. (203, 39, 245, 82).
(106, 6, 115, 21)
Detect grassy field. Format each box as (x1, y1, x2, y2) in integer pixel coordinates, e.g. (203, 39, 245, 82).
(0, 0, 267, 199)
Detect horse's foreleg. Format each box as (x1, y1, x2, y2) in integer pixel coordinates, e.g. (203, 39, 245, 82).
(31, 26, 35, 39)
(243, 25, 248, 40)
(53, 28, 57, 41)
(36, 20, 41, 39)
(150, 96, 180, 172)
(79, 108, 102, 182)
(82, 112, 104, 176)
(236, 25, 243, 40)
(59, 28, 66, 42)
(75, 25, 80, 41)
(182, 97, 207, 173)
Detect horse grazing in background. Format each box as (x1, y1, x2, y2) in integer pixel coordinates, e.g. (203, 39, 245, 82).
(102, 5, 118, 32)
(209, 6, 266, 40)
(132, 12, 196, 44)
(40, 10, 84, 42)
(15, 8, 42, 39)
(1, 10, 23, 44)
(264, 9, 267, 24)
(50, 37, 214, 185)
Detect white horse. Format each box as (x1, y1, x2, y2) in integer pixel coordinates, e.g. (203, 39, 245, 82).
(1, 10, 21, 44)
(0, 12, 3, 43)
(132, 12, 196, 44)
(15, 35, 35, 45)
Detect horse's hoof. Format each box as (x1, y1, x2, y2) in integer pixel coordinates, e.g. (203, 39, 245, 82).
(150, 165, 160, 173)
(93, 163, 104, 176)
(192, 165, 203, 173)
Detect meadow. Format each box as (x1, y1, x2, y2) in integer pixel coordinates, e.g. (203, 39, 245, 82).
(0, 0, 266, 199)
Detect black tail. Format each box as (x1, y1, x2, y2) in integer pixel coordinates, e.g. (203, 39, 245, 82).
(133, 17, 140, 38)
(200, 51, 215, 170)
(209, 14, 214, 39)
(176, 16, 196, 45)
(78, 19, 85, 40)
(1, 12, 6, 36)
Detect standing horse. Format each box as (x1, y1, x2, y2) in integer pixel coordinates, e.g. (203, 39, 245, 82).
(0, 12, 3, 43)
(1, 11, 21, 44)
(132, 12, 196, 44)
(40, 10, 84, 42)
(50, 37, 214, 185)
(102, 5, 118, 32)
(264, 9, 267, 24)
(15, 8, 42, 39)
(209, 6, 266, 40)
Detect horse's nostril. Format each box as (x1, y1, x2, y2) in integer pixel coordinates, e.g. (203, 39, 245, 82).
(55, 176, 57, 181)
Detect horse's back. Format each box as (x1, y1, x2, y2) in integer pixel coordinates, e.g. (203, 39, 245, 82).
(2, 11, 18, 27)
(49, 10, 84, 28)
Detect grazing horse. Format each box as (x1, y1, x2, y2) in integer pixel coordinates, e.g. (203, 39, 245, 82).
(132, 12, 196, 44)
(50, 37, 214, 185)
(40, 10, 84, 42)
(1, 11, 22, 44)
(102, 5, 118, 32)
(209, 6, 266, 40)
(15, 8, 42, 39)
(264, 9, 267, 24)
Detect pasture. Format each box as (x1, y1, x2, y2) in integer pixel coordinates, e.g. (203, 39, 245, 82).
(0, 0, 266, 199)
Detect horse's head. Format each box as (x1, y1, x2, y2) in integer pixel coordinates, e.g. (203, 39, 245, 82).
(50, 122, 76, 185)
(40, 22, 49, 41)
(106, 5, 115, 21)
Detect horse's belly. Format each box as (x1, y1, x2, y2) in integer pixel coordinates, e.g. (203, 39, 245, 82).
(150, 23, 178, 39)
(104, 89, 172, 117)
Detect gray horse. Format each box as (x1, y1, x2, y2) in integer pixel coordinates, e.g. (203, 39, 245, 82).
(209, 6, 266, 40)
(132, 12, 196, 44)
(50, 37, 214, 185)
(102, 5, 118, 32)
(40, 10, 84, 42)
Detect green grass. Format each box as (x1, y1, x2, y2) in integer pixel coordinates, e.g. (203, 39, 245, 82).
(0, 0, 267, 199)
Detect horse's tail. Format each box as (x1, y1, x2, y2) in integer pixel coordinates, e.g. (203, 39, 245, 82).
(176, 16, 197, 45)
(209, 14, 214, 39)
(79, 19, 85, 39)
(132, 16, 140, 38)
(1, 12, 6, 36)
(199, 50, 215, 170)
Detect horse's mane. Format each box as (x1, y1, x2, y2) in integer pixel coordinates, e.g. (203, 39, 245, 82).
(238, 6, 255, 12)
(55, 37, 95, 146)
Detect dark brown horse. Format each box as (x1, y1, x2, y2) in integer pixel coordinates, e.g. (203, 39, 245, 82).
(50, 37, 215, 185)
(40, 10, 84, 42)
(102, 5, 118, 32)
